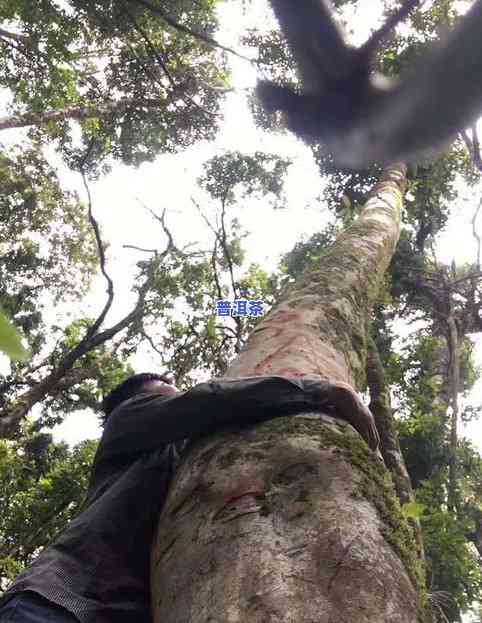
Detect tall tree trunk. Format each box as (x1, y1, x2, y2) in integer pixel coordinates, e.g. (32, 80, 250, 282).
(151, 163, 427, 622)
(446, 313, 460, 514)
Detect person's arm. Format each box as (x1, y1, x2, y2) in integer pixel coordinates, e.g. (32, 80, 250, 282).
(94, 376, 378, 468)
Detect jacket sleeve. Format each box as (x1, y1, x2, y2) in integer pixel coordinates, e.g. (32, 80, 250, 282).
(94, 376, 334, 467)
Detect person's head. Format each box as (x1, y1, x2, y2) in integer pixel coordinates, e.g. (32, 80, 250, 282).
(101, 373, 178, 424)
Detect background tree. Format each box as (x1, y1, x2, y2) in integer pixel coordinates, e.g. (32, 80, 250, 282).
(0, 0, 230, 170)
(0, 428, 97, 587)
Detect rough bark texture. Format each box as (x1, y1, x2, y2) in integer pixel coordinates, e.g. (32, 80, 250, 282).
(224, 164, 407, 388)
(151, 163, 427, 622)
(152, 416, 424, 623)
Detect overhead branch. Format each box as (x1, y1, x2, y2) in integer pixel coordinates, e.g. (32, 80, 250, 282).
(123, 244, 159, 254)
(216, 324, 239, 338)
(146, 207, 175, 251)
(141, 329, 165, 358)
(0, 272, 153, 438)
(191, 195, 242, 347)
(219, 196, 238, 299)
(191, 197, 224, 300)
(124, 8, 217, 117)
(461, 125, 482, 172)
(0, 27, 29, 45)
(218, 197, 242, 353)
(0, 98, 162, 131)
(81, 171, 114, 339)
(362, 0, 422, 59)
(472, 197, 482, 269)
(122, 4, 177, 90)
(123, 210, 182, 361)
(211, 240, 223, 300)
(129, 0, 253, 63)
(449, 270, 482, 288)
(191, 195, 238, 300)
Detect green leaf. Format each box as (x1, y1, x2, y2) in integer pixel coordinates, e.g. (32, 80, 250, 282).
(0, 309, 30, 361)
(401, 501, 427, 519)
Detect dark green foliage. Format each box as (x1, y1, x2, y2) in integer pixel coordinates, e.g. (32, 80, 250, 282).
(0, 429, 97, 590)
(0, 0, 228, 171)
(418, 476, 482, 617)
(199, 151, 291, 205)
(280, 224, 339, 281)
(0, 147, 97, 309)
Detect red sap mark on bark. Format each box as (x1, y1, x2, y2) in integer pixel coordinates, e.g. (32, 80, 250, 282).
(271, 367, 306, 378)
(254, 335, 299, 375)
(213, 491, 263, 522)
(268, 310, 303, 324)
(255, 310, 306, 340)
(254, 330, 322, 376)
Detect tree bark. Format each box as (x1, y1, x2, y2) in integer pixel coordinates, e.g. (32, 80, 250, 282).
(224, 165, 406, 387)
(151, 163, 428, 622)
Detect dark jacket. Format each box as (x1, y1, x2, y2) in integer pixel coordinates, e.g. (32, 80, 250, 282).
(0, 376, 334, 623)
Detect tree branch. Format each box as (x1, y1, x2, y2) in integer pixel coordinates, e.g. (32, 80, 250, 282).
(0, 27, 29, 45)
(472, 197, 482, 269)
(461, 125, 482, 172)
(362, 0, 422, 59)
(81, 171, 114, 339)
(0, 275, 153, 438)
(141, 329, 165, 358)
(122, 5, 177, 90)
(123, 244, 159, 254)
(217, 198, 243, 353)
(146, 207, 175, 251)
(124, 9, 217, 118)
(0, 98, 162, 131)
(129, 0, 253, 63)
(449, 270, 482, 288)
(211, 240, 223, 300)
(218, 197, 238, 299)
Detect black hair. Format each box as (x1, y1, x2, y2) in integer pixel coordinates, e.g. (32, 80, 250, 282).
(101, 372, 173, 423)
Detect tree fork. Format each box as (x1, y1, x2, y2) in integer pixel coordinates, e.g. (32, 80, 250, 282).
(151, 163, 428, 622)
